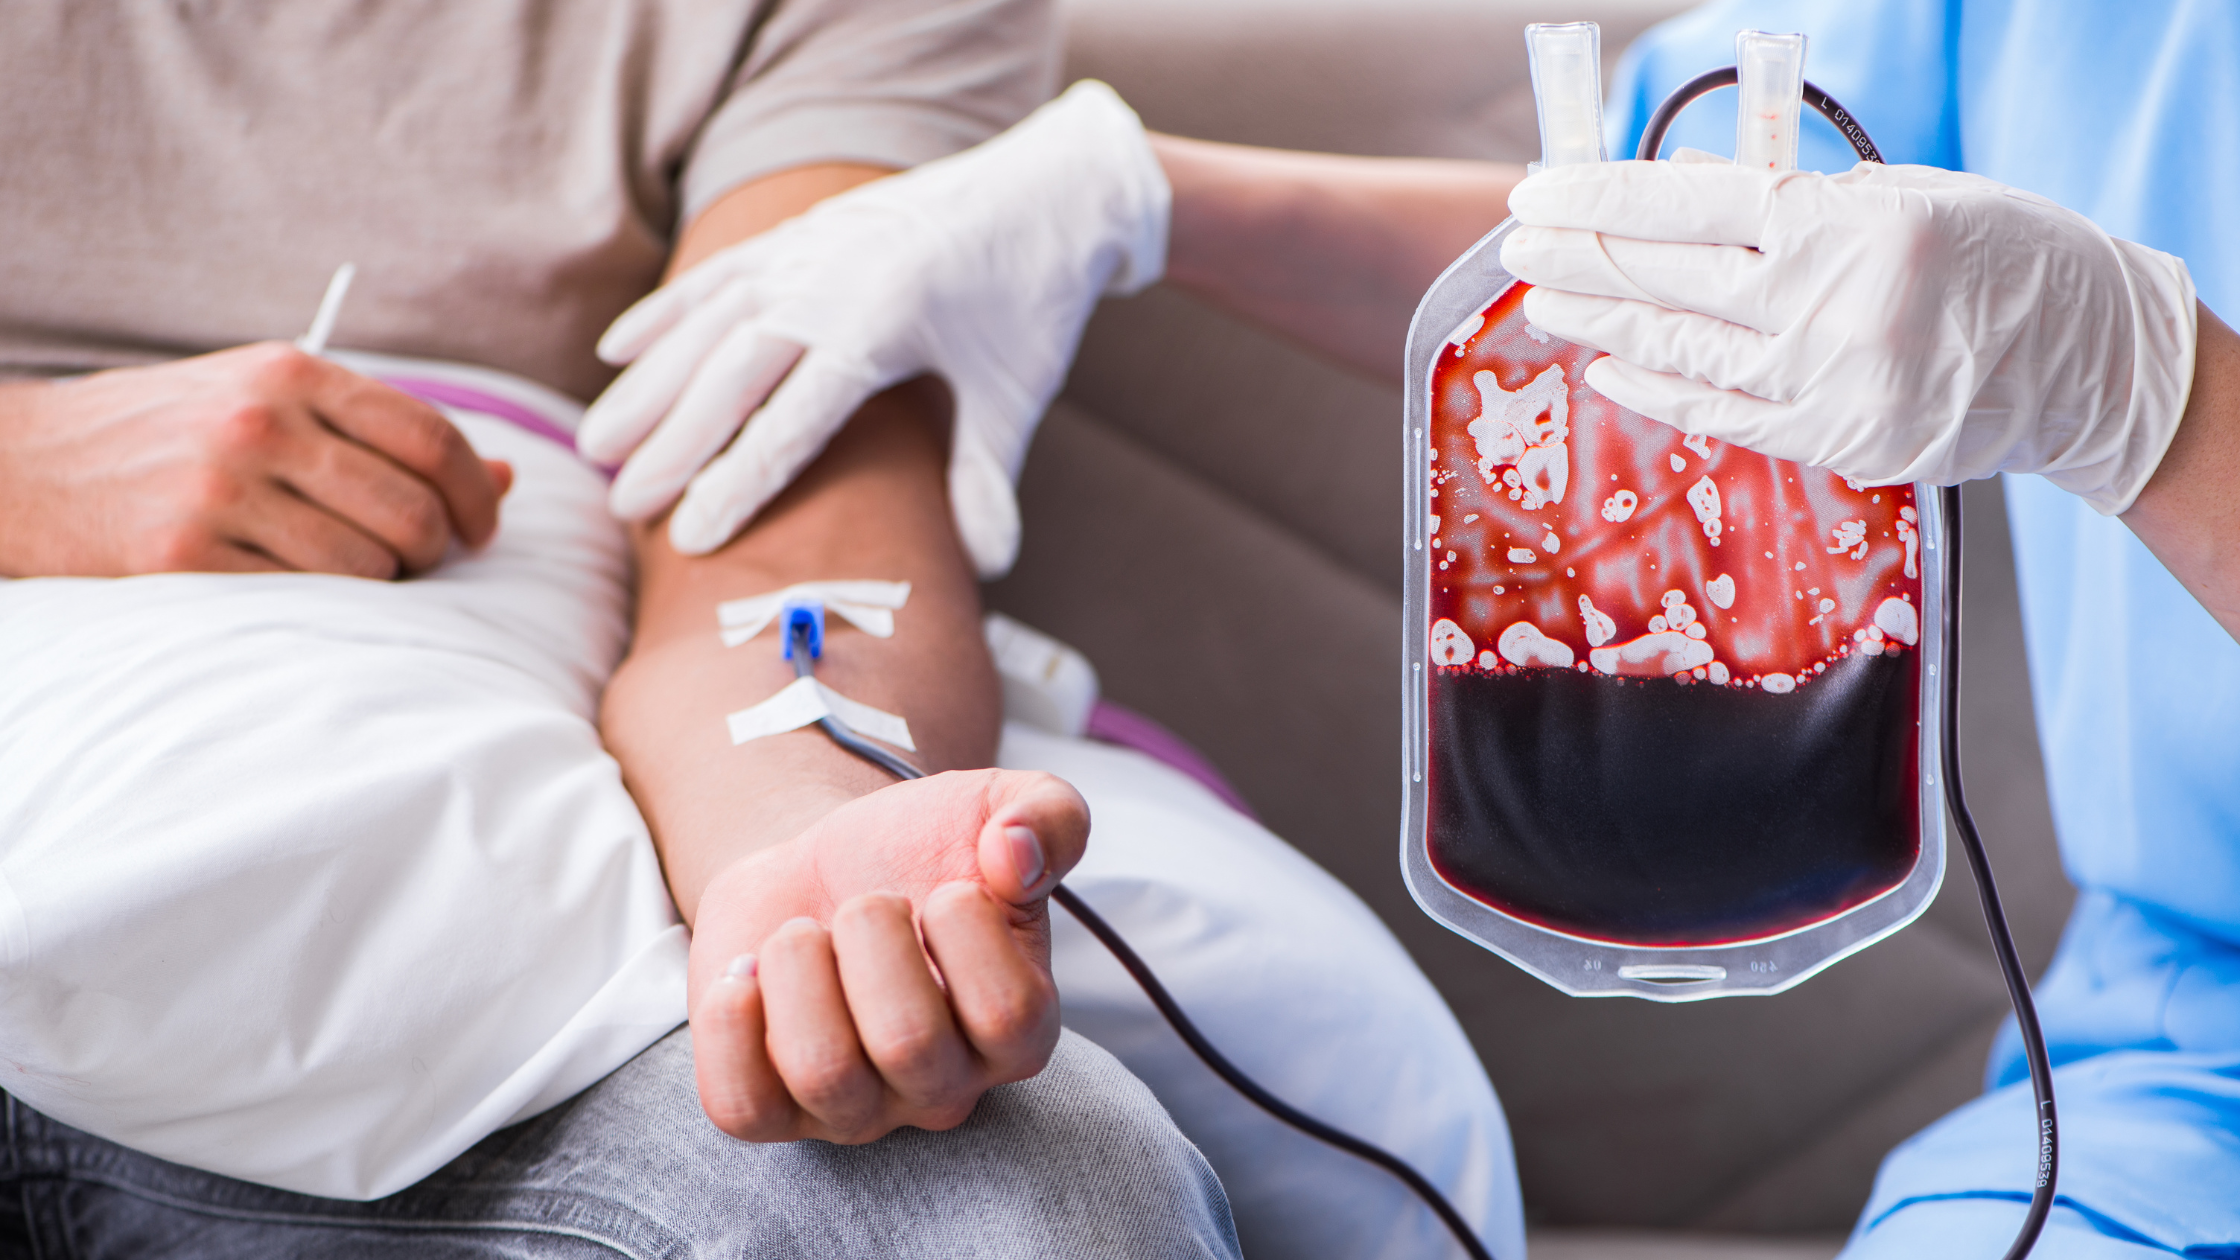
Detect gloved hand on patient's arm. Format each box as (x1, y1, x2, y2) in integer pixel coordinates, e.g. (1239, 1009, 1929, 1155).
(579, 80, 1169, 577)
(685, 768, 1088, 1143)
(1498, 157, 2200, 515)
(0, 341, 513, 578)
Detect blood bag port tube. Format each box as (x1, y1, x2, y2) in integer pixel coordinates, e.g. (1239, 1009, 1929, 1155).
(1525, 22, 1605, 170)
(1400, 26, 1949, 1001)
(1734, 31, 1806, 171)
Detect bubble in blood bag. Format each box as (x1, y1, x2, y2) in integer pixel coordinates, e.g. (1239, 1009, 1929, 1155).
(1497, 621, 1574, 669)
(1423, 283, 1924, 946)
(1874, 596, 1919, 646)
(1430, 618, 1474, 665)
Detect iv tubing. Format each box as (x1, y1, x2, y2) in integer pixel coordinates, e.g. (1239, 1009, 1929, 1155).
(1637, 76, 2055, 1260)
(1637, 67, 1885, 164)
(784, 618, 1496, 1260)
(1939, 486, 2060, 1259)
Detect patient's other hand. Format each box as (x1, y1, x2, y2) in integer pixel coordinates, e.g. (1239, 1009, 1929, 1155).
(0, 342, 512, 579)
(686, 768, 1089, 1144)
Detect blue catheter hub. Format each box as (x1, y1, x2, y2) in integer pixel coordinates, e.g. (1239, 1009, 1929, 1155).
(780, 600, 825, 660)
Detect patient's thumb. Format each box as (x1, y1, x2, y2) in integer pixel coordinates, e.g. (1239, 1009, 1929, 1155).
(975, 771, 1089, 905)
(484, 459, 515, 498)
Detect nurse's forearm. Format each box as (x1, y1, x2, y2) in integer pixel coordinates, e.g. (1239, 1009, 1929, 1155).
(2123, 302, 2240, 642)
(1153, 134, 1522, 383)
(599, 378, 1000, 925)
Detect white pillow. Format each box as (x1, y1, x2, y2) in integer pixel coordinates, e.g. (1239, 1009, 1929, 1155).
(0, 356, 686, 1199)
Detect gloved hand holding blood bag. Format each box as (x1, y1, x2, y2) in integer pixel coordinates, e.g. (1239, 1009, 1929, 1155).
(1402, 27, 1949, 998)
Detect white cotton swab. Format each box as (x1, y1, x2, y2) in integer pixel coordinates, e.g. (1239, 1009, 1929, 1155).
(295, 262, 357, 356)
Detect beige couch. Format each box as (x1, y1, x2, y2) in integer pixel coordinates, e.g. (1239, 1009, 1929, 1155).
(984, 1, 2081, 1253)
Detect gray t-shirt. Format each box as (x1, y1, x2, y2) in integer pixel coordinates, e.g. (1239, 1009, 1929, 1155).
(0, 0, 1056, 401)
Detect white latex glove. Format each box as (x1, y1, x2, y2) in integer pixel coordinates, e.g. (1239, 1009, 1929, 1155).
(1498, 158, 2198, 513)
(581, 80, 1169, 573)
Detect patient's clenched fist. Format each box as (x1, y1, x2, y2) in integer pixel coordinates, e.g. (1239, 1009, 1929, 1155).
(693, 886, 1055, 1142)
(686, 768, 1089, 1144)
(0, 342, 511, 578)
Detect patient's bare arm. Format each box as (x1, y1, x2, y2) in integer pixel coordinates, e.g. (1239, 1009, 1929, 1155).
(598, 167, 1089, 1144)
(0, 343, 510, 578)
(601, 382, 1088, 1144)
(1153, 133, 1522, 383)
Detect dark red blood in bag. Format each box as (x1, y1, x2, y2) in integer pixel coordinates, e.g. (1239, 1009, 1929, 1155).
(1430, 659, 1919, 946)
(1425, 284, 1923, 947)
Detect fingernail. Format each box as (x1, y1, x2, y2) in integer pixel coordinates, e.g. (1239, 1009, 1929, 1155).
(724, 954, 757, 981)
(1006, 825, 1046, 891)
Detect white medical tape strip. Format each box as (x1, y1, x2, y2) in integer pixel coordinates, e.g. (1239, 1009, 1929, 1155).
(815, 685, 917, 752)
(717, 580, 911, 645)
(722, 599, 896, 647)
(725, 676, 917, 752)
(725, 676, 827, 744)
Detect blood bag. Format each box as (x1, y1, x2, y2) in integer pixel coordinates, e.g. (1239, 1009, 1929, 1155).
(1400, 27, 1945, 1000)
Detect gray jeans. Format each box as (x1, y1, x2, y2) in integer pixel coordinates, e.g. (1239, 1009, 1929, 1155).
(0, 1028, 1240, 1259)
